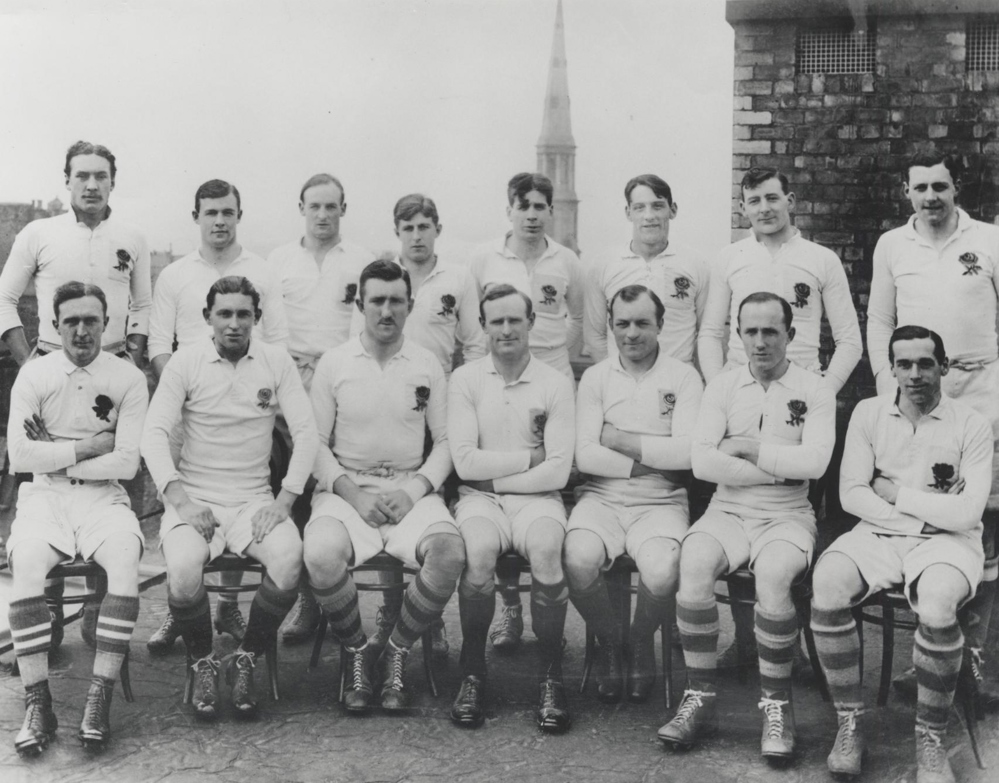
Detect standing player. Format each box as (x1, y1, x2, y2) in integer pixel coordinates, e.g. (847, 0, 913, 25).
(141, 276, 317, 721)
(566, 285, 702, 704)
(269, 173, 374, 645)
(7, 282, 147, 754)
(867, 152, 999, 705)
(303, 260, 464, 713)
(468, 172, 585, 651)
(448, 284, 575, 732)
(584, 174, 708, 366)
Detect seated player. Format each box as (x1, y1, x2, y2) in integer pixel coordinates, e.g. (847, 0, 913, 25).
(565, 284, 703, 703)
(447, 284, 575, 732)
(303, 259, 464, 713)
(658, 292, 835, 761)
(811, 325, 991, 782)
(140, 276, 317, 721)
(6, 282, 148, 754)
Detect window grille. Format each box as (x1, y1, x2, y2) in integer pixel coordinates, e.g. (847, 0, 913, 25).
(967, 19, 999, 72)
(796, 23, 876, 75)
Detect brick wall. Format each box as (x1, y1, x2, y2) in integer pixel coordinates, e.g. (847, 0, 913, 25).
(730, 12, 999, 409)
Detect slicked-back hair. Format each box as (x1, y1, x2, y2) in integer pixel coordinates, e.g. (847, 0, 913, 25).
(479, 283, 533, 321)
(359, 259, 411, 302)
(904, 151, 962, 184)
(206, 275, 260, 313)
(888, 325, 947, 366)
(53, 281, 108, 319)
(64, 140, 117, 182)
(507, 172, 554, 207)
(737, 291, 793, 331)
(740, 167, 789, 197)
(194, 179, 241, 215)
(393, 193, 440, 227)
(299, 173, 345, 204)
(624, 174, 673, 206)
(609, 284, 665, 324)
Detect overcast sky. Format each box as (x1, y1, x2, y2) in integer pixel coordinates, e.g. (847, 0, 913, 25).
(0, 0, 734, 260)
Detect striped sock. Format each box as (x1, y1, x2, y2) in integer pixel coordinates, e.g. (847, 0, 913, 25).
(755, 605, 799, 696)
(312, 571, 365, 648)
(170, 588, 213, 660)
(531, 578, 569, 678)
(631, 580, 670, 642)
(390, 532, 463, 650)
(9, 596, 51, 687)
(458, 579, 496, 678)
(914, 621, 963, 729)
(93, 594, 139, 681)
(810, 605, 862, 708)
(676, 596, 719, 691)
(569, 574, 617, 641)
(242, 576, 297, 655)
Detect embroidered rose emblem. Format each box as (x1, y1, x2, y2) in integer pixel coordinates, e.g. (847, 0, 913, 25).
(438, 293, 456, 317)
(92, 394, 113, 423)
(929, 462, 955, 491)
(540, 284, 557, 306)
(660, 390, 676, 417)
(671, 276, 691, 300)
(786, 399, 807, 426)
(959, 252, 982, 276)
(115, 249, 132, 273)
(257, 389, 273, 410)
(413, 385, 430, 412)
(532, 411, 548, 438)
(792, 282, 811, 309)
(342, 283, 357, 305)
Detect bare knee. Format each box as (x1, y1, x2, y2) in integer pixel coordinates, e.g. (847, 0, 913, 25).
(303, 519, 351, 587)
(914, 566, 968, 627)
(421, 531, 465, 583)
(525, 518, 565, 583)
(262, 537, 303, 591)
(460, 519, 501, 583)
(636, 539, 680, 596)
(678, 534, 726, 599)
(563, 530, 605, 588)
(811, 553, 864, 611)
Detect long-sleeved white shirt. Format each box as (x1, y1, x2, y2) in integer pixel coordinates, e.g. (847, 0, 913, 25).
(141, 337, 317, 504)
(0, 210, 152, 348)
(867, 209, 999, 387)
(310, 336, 451, 495)
(840, 392, 992, 546)
(148, 248, 289, 359)
(8, 350, 148, 481)
(692, 362, 836, 517)
(349, 256, 486, 377)
(448, 355, 574, 495)
(270, 238, 374, 360)
(576, 351, 703, 502)
(584, 243, 708, 365)
(468, 234, 584, 356)
(698, 231, 861, 392)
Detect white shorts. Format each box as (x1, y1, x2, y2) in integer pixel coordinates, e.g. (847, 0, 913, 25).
(684, 504, 816, 575)
(307, 473, 456, 569)
(159, 495, 292, 562)
(7, 476, 142, 567)
(568, 490, 688, 565)
(819, 529, 984, 610)
(455, 487, 567, 558)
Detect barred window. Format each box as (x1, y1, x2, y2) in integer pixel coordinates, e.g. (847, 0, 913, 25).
(967, 19, 999, 72)
(796, 22, 876, 75)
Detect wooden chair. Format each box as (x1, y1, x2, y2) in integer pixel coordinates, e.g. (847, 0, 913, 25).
(308, 552, 438, 702)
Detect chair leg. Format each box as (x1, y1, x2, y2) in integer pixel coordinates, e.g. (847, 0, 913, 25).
(268, 634, 280, 701)
(338, 644, 347, 703)
(878, 599, 894, 707)
(183, 648, 194, 705)
(852, 605, 865, 686)
(580, 627, 595, 694)
(421, 629, 438, 698)
(120, 648, 135, 703)
(960, 693, 988, 770)
(310, 614, 328, 669)
(661, 597, 675, 711)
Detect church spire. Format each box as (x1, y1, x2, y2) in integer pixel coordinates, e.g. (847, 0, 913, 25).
(536, 0, 579, 253)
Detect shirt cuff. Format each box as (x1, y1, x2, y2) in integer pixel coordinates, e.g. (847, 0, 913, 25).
(126, 311, 150, 335)
(402, 477, 429, 505)
(756, 443, 779, 476)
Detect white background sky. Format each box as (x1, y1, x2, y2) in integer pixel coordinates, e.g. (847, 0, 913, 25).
(0, 0, 734, 261)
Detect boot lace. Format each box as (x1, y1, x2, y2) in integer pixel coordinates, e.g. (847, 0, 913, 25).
(673, 689, 714, 724)
(833, 708, 864, 755)
(217, 602, 247, 638)
(490, 605, 522, 642)
(347, 643, 369, 691)
(970, 647, 985, 684)
(192, 654, 221, 693)
(915, 722, 947, 771)
(758, 697, 789, 740)
(386, 644, 409, 691)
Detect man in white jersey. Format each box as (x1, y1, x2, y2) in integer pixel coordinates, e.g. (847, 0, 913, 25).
(0, 141, 152, 649)
(303, 260, 464, 714)
(6, 282, 147, 755)
(868, 152, 999, 708)
(659, 293, 835, 761)
(566, 284, 703, 705)
(811, 326, 991, 781)
(141, 276, 317, 721)
(468, 172, 584, 651)
(448, 284, 575, 733)
(146, 179, 290, 653)
(349, 194, 486, 659)
(584, 175, 708, 365)
(271, 173, 374, 645)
